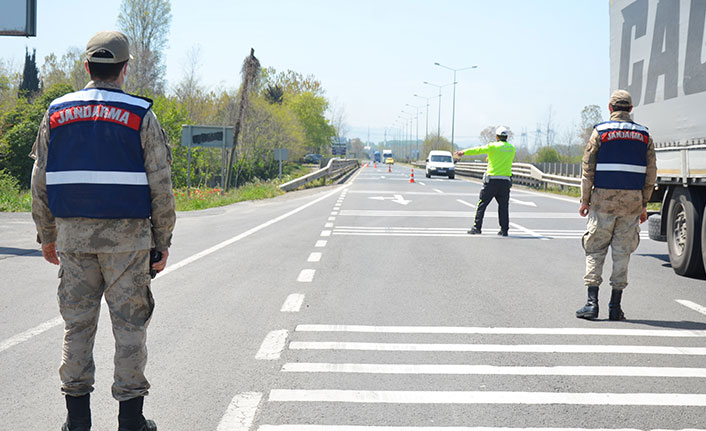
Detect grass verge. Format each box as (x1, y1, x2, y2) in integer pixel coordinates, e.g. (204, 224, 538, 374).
(174, 179, 284, 211)
(0, 170, 31, 212)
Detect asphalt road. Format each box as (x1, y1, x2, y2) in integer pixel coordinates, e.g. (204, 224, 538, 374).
(1, 163, 705, 430)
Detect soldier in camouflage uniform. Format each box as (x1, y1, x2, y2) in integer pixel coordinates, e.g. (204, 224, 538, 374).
(576, 90, 656, 321)
(30, 31, 175, 431)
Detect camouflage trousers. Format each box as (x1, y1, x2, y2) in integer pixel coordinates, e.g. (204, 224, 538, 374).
(57, 250, 154, 401)
(582, 210, 640, 290)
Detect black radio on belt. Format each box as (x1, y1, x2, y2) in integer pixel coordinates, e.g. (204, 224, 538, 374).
(149, 249, 162, 279)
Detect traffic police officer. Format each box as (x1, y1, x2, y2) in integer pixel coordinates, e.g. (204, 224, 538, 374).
(456, 126, 516, 236)
(576, 89, 656, 321)
(30, 31, 176, 431)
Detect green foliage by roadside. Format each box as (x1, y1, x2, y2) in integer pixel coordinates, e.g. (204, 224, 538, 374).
(0, 83, 74, 189)
(0, 169, 31, 211)
(534, 146, 562, 163)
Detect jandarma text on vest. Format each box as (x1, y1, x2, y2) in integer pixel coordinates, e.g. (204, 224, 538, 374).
(50, 105, 140, 130)
(600, 130, 648, 143)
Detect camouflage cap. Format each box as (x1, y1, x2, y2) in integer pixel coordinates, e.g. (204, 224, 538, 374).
(609, 89, 632, 106)
(85, 31, 132, 64)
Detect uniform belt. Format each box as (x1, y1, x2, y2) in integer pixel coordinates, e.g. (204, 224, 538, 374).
(486, 175, 511, 180)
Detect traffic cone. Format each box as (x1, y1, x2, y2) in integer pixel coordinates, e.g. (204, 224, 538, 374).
(374, 162, 377, 168)
(409, 169, 415, 183)
(387, 164, 391, 173)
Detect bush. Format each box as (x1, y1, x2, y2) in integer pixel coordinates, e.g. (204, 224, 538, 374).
(0, 169, 31, 212)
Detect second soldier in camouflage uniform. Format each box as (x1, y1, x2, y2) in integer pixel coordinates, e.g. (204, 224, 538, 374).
(30, 31, 175, 431)
(576, 89, 656, 321)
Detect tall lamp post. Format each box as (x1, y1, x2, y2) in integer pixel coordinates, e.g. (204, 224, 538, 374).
(434, 63, 477, 153)
(413, 94, 434, 139)
(406, 103, 424, 160)
(423, 81, 454, 143)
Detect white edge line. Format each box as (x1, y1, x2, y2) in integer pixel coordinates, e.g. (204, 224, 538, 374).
(676, 299, 706, 316)
(216, 392, 263, 431)
(255, 330, 289, 360)
(281, 294, 305, 313)
(0, 316, 64, 353)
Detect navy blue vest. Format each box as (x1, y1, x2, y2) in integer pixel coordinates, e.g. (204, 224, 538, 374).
(46, 88, 152, 218)
(593, 120, 649, 190)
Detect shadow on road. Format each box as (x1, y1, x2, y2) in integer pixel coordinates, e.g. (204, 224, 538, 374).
(636, 253, 670, 264)
(0, 247, 41, 259)
(624, 319, 706, 330)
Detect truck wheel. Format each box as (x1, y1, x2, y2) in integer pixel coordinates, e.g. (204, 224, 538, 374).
(666, 187, 705, 276)
(647, 214, 666, 242)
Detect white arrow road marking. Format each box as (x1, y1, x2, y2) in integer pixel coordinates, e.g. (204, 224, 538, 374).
(392, 194, 410, 205)
(510, 197, 537, 207)
(368, 195, 411, 205)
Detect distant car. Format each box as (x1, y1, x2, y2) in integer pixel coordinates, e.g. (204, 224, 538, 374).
(425, 150, 455, 179)
(385, 157, 394, 164)
(304, 153, 322, 164)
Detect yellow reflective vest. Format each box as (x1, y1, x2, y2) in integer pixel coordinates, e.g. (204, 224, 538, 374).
(462, 140, 516, 177)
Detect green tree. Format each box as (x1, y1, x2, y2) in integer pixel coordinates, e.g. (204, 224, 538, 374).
(534, 146, 561, 163)
(0, 83, 74, 188)
(40, 48, 88, 91)
(286, 91, 335, 155)
(421, 134, 451, 158)
(19, 48, 40, 100)
(118, 0, 172, 95)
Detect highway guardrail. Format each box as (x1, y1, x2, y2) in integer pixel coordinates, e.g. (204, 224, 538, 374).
(279, 158, 359, 192)
(412, 161, 581, 189)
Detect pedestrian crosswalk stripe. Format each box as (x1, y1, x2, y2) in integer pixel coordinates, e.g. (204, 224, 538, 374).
(288, 341, 706, 355)
(258, 427, 706, 431)
(281, 363, 706, 377)
(295, 324, 706, 337)
(268, 389, 706, 406)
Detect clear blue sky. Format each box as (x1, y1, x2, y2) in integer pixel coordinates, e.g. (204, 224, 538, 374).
(0, 0, 610, 148)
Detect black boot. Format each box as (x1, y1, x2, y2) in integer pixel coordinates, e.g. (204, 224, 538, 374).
(609, 289, 626, 321)
(576, 286, 599, 319)
(62, 394, 91, 430)
(118, 397, 157, 431)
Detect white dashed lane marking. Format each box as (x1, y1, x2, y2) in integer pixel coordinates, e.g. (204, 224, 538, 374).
(255, 330, 288, 360)
(281, 294, 305, 312)
(307, 252, 322, 262)
(297, 269, 316, 282)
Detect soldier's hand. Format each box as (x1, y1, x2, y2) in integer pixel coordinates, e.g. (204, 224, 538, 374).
(639, 208, 648, 224)
(42, 242, 60, 265)
(579, 203, 590, 217)
(151, 249, 169, 273)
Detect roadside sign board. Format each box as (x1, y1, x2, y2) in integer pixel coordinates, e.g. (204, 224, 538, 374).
(274, 148, 289, 161)
(0, 0, 36, 36)
(332, 144, 346, 156)
(181, 125, 234, 148)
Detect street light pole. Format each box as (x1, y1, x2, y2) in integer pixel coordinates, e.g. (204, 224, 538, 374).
(434, 63, 477, 153)
(406, 104, 423, 160)
(423, 81, 454, 144)
(413, 94, 433, 139)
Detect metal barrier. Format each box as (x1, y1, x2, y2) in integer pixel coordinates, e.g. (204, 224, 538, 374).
(413, 161, 581, 189)
(279, 158, 359, 192)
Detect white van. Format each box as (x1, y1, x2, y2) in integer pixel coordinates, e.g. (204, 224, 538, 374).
(425, 150, 455, 179)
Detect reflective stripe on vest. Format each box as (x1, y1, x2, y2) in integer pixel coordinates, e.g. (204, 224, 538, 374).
(47, 88, 152, 219)
(594, 120, 648, 190)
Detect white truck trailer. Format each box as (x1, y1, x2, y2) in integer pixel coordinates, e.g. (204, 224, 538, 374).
(610, 0, 706, 277)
